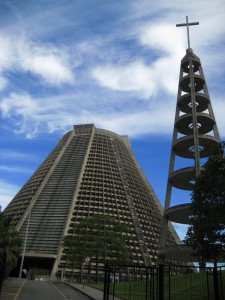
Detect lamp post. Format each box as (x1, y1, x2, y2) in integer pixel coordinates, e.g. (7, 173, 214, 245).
(19, 213, 30, 278)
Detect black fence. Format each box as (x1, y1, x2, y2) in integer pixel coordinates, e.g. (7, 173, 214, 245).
(163, 265, 225, 300)
(103, 264, 225, 300)
(103, 264, 159, 300)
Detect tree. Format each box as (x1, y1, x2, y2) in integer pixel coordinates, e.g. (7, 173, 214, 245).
(63, 215, 134, 281)
(0, 213, 22, 294)
(184, 142, 225, 264)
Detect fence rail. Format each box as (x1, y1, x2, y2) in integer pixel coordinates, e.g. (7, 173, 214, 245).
(103, 264, 225, 300)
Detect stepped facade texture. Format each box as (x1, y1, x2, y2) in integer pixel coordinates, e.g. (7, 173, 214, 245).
(4, 124, 180, 279)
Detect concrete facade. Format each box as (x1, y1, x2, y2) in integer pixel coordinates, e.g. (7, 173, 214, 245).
(4, 124, 180, 279)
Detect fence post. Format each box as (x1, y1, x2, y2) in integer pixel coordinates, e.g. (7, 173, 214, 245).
(219, 267, 224, 300)
(213, 264, 219, 300)
(206, 269, 210, 300)
(145, 267, 148, 300)
(103, 262, 109, 300)
(159, 264, 164, 300)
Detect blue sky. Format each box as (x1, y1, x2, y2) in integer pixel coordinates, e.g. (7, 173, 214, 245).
(0, 0, 225, 240)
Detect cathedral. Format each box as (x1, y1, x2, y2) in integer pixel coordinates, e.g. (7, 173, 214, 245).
(4, 124, 179, 280)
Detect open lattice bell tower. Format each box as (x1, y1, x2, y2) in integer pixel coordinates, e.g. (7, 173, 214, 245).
(159, 17, 220, 262)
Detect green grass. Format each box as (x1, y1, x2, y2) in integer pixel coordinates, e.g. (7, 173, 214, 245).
(88, 270, 225, 300)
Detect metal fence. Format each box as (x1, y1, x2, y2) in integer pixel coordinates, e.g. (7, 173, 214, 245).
(103, 264, 225, 300)
(103, 264, 159, 300)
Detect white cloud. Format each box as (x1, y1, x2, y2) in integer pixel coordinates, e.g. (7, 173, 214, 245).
(0, 34, 74, 88)
(0, 0, 224, 140)
(0, 149, 35, 161)
(0, 92, 47, 138)
(91, 16, 225, 137)
(0, 35, 14, 90)
(91, 56, 180, 100)
(0, 92, 87, 138)
(0, 76, 7, 90)
(212, 98, 225, 137)
(0, 35, 15, 70)
(1, 87, 225, 140)
(0, 165, 33, 173)
(92, 61, 156, 99)
(138, 23, 185, 56)
(91, 100, 175, 137)
(0, 92, 39, 117)
(17, 41, 74, 85)
(0, 88, 175, 139)
(91, 24, 185, 100)
(0, 180, 19, 212)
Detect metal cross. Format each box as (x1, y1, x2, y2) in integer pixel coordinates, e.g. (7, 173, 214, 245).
(176, 16, 199, 49)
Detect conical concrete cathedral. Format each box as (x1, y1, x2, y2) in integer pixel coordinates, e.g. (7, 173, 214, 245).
(4, 124, 179, 279)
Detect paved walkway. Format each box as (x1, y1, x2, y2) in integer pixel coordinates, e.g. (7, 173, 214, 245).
(0, 278, 26, 300)
(66, 283, 104, 300)
(0, 278, 104, 300)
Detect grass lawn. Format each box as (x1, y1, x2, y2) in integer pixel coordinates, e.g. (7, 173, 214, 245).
(88, 270, 225, 299)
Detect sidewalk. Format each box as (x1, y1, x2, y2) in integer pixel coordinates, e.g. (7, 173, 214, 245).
(0, 278, 26, 300)
(66, 283, 104, 300)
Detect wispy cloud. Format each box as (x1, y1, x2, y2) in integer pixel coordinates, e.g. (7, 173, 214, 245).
(92, 101, 175, 137)
(0, 88, 177, 138)
(92, 61, 156, 99)
(0, 0, 224, 141)
(0, 165, 33, 173)
(212, 98, 225, 137)
(0, 149, 35, 161)
(91, 23, 185, 99)
(0, 91, 93, 137)
(0, 180, 19, 211)
(1, 84, 225, 140)
(0, 34, 74, 89)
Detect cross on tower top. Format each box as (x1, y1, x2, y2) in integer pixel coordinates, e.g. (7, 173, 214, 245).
(176, 16, 199, 49)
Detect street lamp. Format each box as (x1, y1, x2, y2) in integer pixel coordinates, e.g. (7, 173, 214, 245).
(19, 213, 30, 278)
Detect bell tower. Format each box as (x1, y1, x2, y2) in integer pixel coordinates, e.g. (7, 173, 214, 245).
(159, 17, 220, 262)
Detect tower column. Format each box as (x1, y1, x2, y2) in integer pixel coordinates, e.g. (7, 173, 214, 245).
(188, 49, 201, 176)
